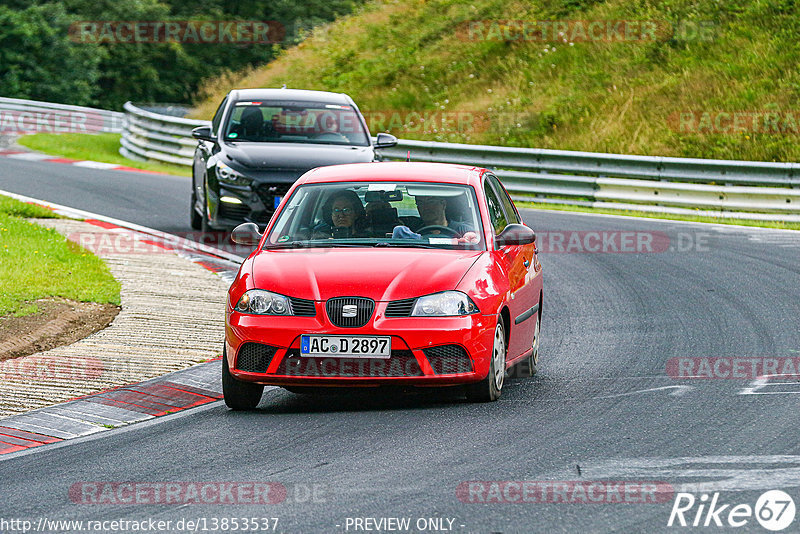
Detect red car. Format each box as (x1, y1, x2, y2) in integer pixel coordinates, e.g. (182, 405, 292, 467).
(223, 162, 542, 409)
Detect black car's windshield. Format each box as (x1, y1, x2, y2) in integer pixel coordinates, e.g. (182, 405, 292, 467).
(264, 182, 485, 251)
(223, 100, 370, 146)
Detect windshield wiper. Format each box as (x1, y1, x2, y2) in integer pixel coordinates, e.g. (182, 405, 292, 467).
(374, 242, 438, 249)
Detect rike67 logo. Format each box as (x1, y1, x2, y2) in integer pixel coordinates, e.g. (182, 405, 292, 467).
(668, 490, 796, 531)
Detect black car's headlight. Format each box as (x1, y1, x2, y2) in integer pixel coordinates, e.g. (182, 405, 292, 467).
(235, 290, 293, 315)
(411, 291, 479, 316)
(216, 162, 252, 186)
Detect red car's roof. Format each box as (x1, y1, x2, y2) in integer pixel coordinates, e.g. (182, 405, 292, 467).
(298, 162, 486, 187)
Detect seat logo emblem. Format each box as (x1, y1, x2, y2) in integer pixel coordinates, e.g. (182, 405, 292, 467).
(342, 304, 358, 317)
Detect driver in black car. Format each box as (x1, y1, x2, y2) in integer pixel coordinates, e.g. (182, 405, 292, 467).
(411, 195, 473, 236)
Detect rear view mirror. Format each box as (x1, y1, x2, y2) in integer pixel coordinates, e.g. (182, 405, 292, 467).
(495, 224, 536, 247)
(374, 132, 398, 148)
(192, 126, 215, 141)
(231, 222, 262, 246)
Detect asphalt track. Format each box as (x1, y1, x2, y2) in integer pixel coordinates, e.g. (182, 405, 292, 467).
(2, 158, 800, 533)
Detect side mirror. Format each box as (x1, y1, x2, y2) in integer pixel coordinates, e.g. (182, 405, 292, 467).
(230, 222, 262, 246)
(374, 132, 398, 148)
(192, 126, 215, 142)
(495, 224, 536, 248)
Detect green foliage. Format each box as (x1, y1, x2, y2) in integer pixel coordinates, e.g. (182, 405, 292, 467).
(195, 0, 800, 162)
(0, 3, 101, 105)
(0, 0, 362, 109)
(17, 133, 191, 176)
(0, 196, 121, 316)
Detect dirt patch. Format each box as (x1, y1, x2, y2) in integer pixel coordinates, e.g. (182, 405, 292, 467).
(0, 299, 120, 361)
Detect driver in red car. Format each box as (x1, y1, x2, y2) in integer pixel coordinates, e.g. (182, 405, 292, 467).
(392, 195, 477, 243)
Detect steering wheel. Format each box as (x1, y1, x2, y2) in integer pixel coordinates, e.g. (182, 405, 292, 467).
(416, 225, 460, 237)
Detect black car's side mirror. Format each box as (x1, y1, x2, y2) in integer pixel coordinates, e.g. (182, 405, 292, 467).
(230, 222, 262, 246)
(374, 132, 398, 148)
(495, 224, 536, 248)
(192, 126, 215, 142)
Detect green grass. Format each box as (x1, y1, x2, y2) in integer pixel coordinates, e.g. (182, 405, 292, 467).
(17, 133, 191, 177)
(192, 0, 800, 163)
(518, 201, 800, 231)
(0, 195, 121, 317)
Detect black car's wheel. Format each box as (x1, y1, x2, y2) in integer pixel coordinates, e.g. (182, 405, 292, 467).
(222, 348, 264, 410)
(190, 191, 202, 230)
(465, 317, 506, 402)
(200, 183, 213, 233)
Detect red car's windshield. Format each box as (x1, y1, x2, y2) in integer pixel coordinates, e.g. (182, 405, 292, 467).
(264, 182, 485, 250)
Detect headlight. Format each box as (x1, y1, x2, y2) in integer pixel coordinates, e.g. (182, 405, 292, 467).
(411, 291, 479, 316)
(235, 289, 293, 315)
(216, 162, 252, 185)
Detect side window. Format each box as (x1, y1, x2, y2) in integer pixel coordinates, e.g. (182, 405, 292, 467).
(211, 97, 228, 136)
(487, 174, 521, 224)
(483, 179, 508, 236)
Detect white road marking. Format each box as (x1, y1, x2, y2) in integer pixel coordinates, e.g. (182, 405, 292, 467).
(592, 385, 694, 399)
(739, 375, 800, 395)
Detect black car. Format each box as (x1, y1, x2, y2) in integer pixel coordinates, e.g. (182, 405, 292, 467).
(190, 88, 397, 231)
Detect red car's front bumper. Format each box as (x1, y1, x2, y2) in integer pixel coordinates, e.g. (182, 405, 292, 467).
(225, 304, 496, 387)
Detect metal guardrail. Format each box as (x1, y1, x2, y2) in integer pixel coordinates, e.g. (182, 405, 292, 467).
(0, 97, 123, 134)
(120, 101, 208, 166)
(118, 102, 800, 222)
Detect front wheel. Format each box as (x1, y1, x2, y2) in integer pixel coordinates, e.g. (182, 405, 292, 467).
(465, 318, 506, 402)
(190, 191, 202, 230)
(222, 348, 264, 410)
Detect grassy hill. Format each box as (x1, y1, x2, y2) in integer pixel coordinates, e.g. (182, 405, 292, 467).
(192, 0, 800, 163)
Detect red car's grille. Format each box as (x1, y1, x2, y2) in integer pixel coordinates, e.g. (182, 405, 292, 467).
(236, 342, 279, 373)
(326, 297, 374, 328)
(423, 345, 473, 374)
(274, 349, 423, 377)
(384, 298, 417, 317)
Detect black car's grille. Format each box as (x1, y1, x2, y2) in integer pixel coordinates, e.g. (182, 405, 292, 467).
(274, 349, 423, 377)
(255, 183, 294, 212)
(326, 297, 374, 328)
(218, 202, 250, 221)
(384, 298, 417, 317)
(289, 297, 316, 317)
(423, 345, 473, 375)
(236, 342, 279, 373)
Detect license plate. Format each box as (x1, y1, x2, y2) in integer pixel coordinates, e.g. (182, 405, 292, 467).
(300, 335, 391, 358)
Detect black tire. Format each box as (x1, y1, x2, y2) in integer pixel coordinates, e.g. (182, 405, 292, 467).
(190, 191, 202, 230)
(465, 317, 506, 402)
(222, 348, 264, 410)
(514, 309, 540, 379)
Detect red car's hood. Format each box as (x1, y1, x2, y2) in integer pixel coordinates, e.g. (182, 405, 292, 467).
(250, 248, 482, 301)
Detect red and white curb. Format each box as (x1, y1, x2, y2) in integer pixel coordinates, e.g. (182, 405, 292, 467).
(0, 360, 226, 455)
(0, 189, 245, 275)
(0, 148, 170, 175)
(0, 191, 252, 456)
